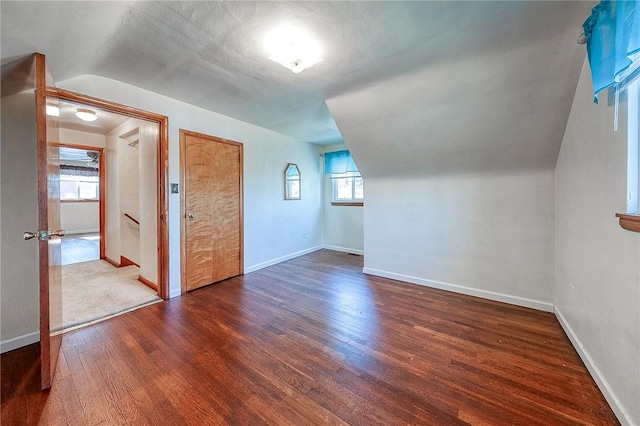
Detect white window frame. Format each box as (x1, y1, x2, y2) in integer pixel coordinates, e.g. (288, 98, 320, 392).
(331, 172, 364, 205)
(617, 79, 640, 232)
(60, 174, 100, 201)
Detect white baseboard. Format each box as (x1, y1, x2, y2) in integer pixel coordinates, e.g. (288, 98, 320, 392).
(554, 307, 632, 425)
(322, 245, 364, 256)
(169, 288, 182, 299)
(244, 246, 323, 274)
(362, 267, 554, 312)
(1, 331, 39, 354)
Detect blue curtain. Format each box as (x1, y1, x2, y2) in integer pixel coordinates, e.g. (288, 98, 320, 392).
(324, 150, 359, 174)
(583, 0, 640, 102)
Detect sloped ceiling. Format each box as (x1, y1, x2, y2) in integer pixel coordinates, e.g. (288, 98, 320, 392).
(3, 1, 592, 167)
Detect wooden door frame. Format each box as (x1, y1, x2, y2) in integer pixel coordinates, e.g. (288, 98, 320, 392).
(47, 88, 170, 299)
(54, 143, 106, 259)
(179, 129, 244, 294)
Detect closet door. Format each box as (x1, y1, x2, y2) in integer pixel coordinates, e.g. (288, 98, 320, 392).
(180, 130, 243, 292)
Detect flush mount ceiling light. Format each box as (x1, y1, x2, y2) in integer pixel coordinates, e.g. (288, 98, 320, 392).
(75, 108, 97, 122)
(46, 103, 59, 117)
(264, 24, 323, 74)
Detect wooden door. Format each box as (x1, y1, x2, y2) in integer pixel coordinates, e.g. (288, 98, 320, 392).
(37, 54, 63, 389)
(0, 53, 62, 389)
(180, 130, 243, 292)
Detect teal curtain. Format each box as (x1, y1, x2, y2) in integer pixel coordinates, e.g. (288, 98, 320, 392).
(583, 0, 640, 102)
(324, 150, 359, 174)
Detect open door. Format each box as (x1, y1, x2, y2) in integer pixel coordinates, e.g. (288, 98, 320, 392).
(0, 53, 62, 389)
(36, 54, 63, 389)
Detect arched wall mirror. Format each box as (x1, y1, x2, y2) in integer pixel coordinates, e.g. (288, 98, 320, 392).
(284, 163, 301, 200)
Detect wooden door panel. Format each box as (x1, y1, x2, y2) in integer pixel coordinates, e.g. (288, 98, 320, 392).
(208, 142, 240, 283)
(36, 54, 62, 389)
(182, 131, 243, 292)
(185, 137, 215, 288)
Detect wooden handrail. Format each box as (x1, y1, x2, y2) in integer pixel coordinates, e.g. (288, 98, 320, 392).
(124, 213, 140, 225)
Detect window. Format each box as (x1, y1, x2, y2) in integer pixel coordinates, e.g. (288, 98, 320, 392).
(324, 150, 363, 206)
(60, 172, 99, 201)
(616, 79, 640, 231)
(332, 173, 364, 205)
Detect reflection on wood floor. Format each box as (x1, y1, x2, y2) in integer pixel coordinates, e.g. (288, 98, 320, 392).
(0, 250, 618, 425)
(61, 233, 99, 265)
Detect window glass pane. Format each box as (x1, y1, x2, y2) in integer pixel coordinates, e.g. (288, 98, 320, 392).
(336, 178, 353, 199)
(60, 181, 77, 199)
(59, 174, 99, 200)
(354, 177, 364, 199)
(78, 182, 98, 199)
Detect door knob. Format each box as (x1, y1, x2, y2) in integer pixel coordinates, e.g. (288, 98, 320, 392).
(188, 213, 196, 219)
(23, 229, 65, 241)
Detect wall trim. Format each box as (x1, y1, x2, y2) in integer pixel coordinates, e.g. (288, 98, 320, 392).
(322, 245, 364, 256)
(244, 246, 323, 274)
(362, 267, 554, 312)
(104, 256, 120, 267)
(138, 275, 157, 291)
(169, 288, 182, 299)
(1, 331, 39, 354)
(555, 307, 631, 425)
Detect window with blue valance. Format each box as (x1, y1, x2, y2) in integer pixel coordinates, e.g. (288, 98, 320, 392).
(324, 150, 359, 175)
(583, 0, 640, 103)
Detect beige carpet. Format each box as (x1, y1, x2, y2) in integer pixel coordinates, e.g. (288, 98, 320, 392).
(62, 260, 161, 330)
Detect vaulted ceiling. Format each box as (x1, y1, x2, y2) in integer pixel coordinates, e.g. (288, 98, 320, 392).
(2, 1, 592, 171)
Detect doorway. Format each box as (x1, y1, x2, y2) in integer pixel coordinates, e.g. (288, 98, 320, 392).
(180, 130, 244, 292)
(59, 145, 103, 265)
(47, 92, 169, 330)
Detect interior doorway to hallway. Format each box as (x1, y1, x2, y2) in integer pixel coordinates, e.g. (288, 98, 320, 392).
(48, 92, 169, 331)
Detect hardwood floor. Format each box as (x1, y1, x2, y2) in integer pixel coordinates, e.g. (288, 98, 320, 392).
(1, 250, 618, 425)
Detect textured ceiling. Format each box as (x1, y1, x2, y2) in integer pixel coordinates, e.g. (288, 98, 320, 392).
(2, 1, 592, 159)
(326, 1, 592, 177)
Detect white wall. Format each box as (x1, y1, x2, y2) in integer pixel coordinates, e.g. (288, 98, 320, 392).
(555, 59, 639, 425)
(1, 89, 41, 352)
(58, 128, 105, 148)
(362, 169, 555, 311)
(105, 123, 121, 263)
(60, 202, 99, 234)
(118, 129, 140, 264)
(321, 143, 364, 254)
(139, 122, 158, 284)
(58, 75, 323, 297)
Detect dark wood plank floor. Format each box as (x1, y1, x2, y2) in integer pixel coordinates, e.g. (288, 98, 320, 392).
(2, 250, 618, 425)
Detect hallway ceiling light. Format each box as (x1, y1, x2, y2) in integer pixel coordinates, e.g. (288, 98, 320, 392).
(46, 103, 59, 117)
(75, 108, 97, 122)
(264, 24, 323, 74)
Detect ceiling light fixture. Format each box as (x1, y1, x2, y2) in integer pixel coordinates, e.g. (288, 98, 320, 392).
(264, 24, 323, 74)
(75, 108, 97, 122)
(46, 103, 59, 117)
